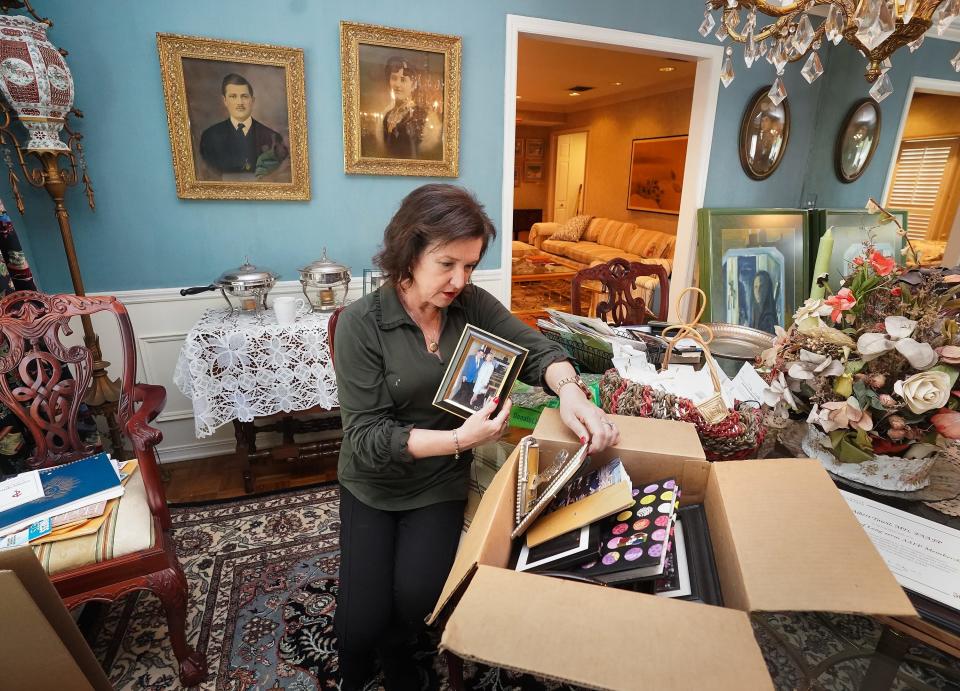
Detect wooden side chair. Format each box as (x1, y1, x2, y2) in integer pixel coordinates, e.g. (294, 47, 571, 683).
(571, 257, 669, 326)
(0, 291, 206, 686)
(327, 305, 345, 361)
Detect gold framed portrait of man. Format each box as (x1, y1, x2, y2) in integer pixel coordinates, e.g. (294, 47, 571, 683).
(340, 21, 461, 177)
(156, 33, 310, 200)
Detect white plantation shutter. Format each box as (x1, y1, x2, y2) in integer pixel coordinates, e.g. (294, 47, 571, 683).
(886, 138, 959, 241)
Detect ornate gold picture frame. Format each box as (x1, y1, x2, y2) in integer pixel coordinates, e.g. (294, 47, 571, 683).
(340, 21, 461, 177)
(156, 33, 310, 200)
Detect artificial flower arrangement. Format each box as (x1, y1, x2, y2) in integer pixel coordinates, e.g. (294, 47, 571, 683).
(761, 201, 960, 488)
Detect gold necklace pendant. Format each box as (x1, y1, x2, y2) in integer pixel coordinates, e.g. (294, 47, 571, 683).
(428, 341, 439, 353)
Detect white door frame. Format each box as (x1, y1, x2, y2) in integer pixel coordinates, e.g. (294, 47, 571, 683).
(502, 14, 723, 321)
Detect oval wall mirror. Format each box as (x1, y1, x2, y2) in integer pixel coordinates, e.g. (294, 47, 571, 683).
(835, 99, 881, 183)
(739, 86, 790, 181)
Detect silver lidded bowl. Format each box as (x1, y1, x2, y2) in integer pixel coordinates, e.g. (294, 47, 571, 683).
(180, 258, 278, 315)
(298, 248, 351, 312)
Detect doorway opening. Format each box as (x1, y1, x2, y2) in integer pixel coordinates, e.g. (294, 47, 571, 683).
(502, 16, 723, 323)
(883, 80, 960, 268)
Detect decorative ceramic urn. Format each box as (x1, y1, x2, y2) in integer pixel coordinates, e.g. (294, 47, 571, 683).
(0, 14, 74, 151)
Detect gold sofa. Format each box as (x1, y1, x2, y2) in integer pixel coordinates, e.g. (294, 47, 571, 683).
(527, 217, 675, 311)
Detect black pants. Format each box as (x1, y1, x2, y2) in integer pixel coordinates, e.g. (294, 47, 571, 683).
(335, 485, 465, 690)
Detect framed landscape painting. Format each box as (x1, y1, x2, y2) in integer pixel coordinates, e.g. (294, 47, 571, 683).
(156, 33, 310, 200)
(626, 135, 687, 214)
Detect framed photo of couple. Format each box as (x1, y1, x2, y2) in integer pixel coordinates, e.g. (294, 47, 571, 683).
(433, 325, 528, 420)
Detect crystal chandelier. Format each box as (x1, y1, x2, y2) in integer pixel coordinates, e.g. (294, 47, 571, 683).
(702, 0, 960, 104)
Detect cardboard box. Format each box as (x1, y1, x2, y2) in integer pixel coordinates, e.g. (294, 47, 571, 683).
(430, 409, 916, 690)
(0, 547, 112, 691)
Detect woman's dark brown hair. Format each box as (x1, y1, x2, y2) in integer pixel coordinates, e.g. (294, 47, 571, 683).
(374, 184, 497, 284)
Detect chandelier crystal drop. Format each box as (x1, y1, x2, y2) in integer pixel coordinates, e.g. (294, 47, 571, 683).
(721, 45, 736, 86)
(854, 0, 896, 52)
(768, 76, 788, 106)
(801, 51, 824, 83)
(699, 12, 716, 37)
(701, 0, 960, 103)
(869, 71, 894, 102)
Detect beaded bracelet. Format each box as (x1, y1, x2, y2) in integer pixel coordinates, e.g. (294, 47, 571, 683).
(452, 429, 461, 460)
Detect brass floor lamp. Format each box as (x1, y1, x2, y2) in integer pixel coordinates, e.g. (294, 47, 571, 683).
(0, 2, 125, 457)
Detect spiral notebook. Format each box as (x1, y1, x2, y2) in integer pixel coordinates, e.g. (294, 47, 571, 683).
(511, 437, 590, 540)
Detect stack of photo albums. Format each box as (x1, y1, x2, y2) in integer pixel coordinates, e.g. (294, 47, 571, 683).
(509, 436, 722, 604)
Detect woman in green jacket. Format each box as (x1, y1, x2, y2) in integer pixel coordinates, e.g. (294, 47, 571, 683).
(333, 183, 620, 690)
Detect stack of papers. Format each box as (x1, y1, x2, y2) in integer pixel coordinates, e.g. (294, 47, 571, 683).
(0, 453, 125, 538)
(611, 342, 768, 409)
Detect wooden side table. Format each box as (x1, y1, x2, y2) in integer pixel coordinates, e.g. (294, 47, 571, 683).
(232, 409, 343, 494)
(175, 308, 342, 493)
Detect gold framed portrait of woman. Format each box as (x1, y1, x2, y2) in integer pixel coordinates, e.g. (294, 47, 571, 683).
(340, 21, 461, 177)
(156, 33, 310, 200)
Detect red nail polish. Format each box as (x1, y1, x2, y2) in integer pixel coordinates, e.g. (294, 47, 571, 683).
(579, 436, 587, 444)
(493, 396, 500, 405)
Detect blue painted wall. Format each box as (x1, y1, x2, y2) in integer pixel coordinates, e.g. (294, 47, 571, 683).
(802, 37, 960, 208)
(13, 1, 955, 293)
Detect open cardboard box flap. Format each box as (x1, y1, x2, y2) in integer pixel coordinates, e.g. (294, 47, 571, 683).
(440, 566, 774, 691)
(706, 458, 915, 616)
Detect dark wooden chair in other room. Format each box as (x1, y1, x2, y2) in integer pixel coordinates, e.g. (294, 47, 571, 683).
(0, 291, 206, 686)
(571, 257, 669, 326)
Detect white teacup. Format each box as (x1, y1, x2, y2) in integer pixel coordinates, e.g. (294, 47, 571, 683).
(273, 296, 308, 325)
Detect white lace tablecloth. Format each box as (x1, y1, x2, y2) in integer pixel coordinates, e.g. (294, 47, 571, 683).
(174, 308, 338, 438)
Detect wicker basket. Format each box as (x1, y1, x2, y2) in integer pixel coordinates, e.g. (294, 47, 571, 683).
(597, 288, 766, 461)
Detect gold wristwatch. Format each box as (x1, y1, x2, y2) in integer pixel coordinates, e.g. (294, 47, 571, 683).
(556, 375, 591, 400)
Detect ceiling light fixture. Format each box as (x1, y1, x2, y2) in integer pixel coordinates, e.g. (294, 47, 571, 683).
(702, 0, 960, 105)
(612, 81, 623, 85)
(659, 66, 676, 72)
(568, 92, 581, 96)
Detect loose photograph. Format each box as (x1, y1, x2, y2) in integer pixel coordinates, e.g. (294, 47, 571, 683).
(434, 325, 527, 419)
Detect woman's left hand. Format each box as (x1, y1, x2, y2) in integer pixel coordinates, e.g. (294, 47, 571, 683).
(557, 390, 620, 454)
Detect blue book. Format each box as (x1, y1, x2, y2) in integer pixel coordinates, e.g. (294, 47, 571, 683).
(0, 453, 124, 536)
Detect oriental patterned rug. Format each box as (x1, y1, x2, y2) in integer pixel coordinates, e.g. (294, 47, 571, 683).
(90, 485, 960, 690)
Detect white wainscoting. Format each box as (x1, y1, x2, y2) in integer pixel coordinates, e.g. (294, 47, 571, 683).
(87, 269, 507, 463)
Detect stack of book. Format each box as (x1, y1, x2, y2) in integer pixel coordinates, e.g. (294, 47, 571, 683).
(0, 453, 134, 550)
(510, 441, 722, 605)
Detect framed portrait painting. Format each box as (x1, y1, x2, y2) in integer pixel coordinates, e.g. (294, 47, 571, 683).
(434, 325, 528, 420)
(626, 135, 687, 214)
(697, 208, 810, 334)
(340, 21, 461, 177)
(156, 33, 309, 200)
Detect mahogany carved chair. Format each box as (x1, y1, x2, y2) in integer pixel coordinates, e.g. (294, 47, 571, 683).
(571, 257, 669, 326)
(0, 292, 206, 686)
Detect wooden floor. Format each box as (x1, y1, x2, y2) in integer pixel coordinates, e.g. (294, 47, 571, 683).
(162, 427, 529, 504)
(162, 452, 338, 504)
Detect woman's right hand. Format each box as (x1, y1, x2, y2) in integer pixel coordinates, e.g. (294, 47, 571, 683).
(458, 397, 512, 449)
